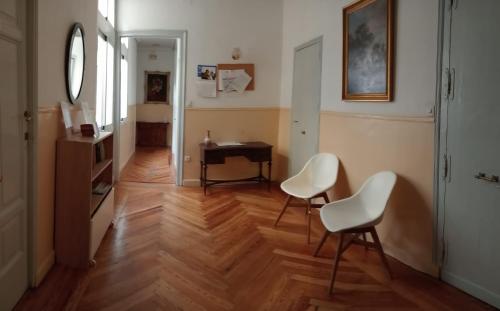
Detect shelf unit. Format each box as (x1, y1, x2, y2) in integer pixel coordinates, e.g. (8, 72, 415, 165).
(55, 132, 115, 268)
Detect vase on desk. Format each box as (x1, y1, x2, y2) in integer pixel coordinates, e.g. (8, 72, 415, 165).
(203, 130, 211, 145)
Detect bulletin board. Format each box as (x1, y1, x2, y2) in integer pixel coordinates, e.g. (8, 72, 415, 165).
(217, 63, 255, 91)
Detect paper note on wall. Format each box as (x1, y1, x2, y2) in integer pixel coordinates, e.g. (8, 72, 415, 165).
(218, 69, 252, 93)
(196, 80, 217, 98)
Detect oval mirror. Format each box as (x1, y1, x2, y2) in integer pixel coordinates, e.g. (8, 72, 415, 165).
(66, 23, 85, 104)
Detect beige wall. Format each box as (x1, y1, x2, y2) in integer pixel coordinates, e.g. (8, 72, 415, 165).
(183, 108, 280, 184)
(119, 105, 137, 172)
(275, 108, 438, 276)
(36, 0, 98, 284)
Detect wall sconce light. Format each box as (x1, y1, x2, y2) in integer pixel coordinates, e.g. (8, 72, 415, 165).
(232, 48, 241, 60)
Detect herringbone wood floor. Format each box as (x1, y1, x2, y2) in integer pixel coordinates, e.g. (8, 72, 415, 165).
(16, 160, 494, 310)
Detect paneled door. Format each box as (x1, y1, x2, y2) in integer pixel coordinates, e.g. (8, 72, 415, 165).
(0, 0, 29, 310)
(439, 0, 500, 308)
(289, 38, 322, 176)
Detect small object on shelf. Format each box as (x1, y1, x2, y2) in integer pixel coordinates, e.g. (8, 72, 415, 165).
(80, 124, 95, 137)
(203, 130, 211, 145)
(92, 182, 111, 195)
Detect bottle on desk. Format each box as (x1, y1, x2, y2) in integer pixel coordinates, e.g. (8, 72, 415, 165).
(204, 130, 211, 145)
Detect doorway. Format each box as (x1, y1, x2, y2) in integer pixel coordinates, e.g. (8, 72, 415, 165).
(437, 0, 500, 308)
(117, 31, 186, 186)
(289, 37, 323, 176)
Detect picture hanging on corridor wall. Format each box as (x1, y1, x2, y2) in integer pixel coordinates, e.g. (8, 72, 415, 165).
(145, 71, 170, 104)
(342, 0, 394, 101)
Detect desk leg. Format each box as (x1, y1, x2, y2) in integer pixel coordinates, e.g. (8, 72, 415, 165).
(258, 162, 263, 182)
(268, 160, 272, 191)
(203, 163, 208, 195)
(200, 161, 203, 187)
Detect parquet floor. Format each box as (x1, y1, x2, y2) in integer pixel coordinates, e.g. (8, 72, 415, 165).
(120, 147, 175, 184)
(16, 158, 495, 310)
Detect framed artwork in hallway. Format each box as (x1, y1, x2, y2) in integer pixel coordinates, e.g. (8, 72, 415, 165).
(145, 71, 170, 104)
(342, 0, 395, 101)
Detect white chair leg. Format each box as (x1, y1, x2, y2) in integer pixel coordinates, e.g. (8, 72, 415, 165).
(369, 227, 392, 279)
(274, 195, 292, 227)
(314, 230, 330, 257)
(329, 232, 345, 294)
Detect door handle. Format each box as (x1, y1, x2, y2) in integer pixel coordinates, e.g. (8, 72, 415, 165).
(24, 111, 32, 122)
(475, 173, 499, 183)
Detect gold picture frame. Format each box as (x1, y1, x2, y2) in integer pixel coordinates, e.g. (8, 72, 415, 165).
(145, 71, 170, 104)
(342, 0, 395, 101)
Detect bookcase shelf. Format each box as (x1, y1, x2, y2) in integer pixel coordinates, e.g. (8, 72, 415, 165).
(92, 158, 112, 181)
(55, 132, 115, 268)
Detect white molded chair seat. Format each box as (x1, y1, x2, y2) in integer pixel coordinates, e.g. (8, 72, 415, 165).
(319, 171, 396, 233)
(275, 153, 339, 243)
(315, 171, 397, 294)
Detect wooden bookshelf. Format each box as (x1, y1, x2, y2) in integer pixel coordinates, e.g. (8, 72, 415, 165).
(55, 132, 115, 268)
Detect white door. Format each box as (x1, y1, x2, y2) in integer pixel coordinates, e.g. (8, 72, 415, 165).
(289, 38, 322, 176)
(0, 0, 29, 310)
(440, 0, 500, 308)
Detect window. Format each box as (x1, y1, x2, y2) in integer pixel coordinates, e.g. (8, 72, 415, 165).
(98, 0, 115, 27)
(120, 38, 129, 120)
(95, 34, 114, 127)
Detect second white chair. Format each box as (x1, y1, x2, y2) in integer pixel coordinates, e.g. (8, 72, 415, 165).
(314, 171, 397, 294)
(274, 153, 339, 243)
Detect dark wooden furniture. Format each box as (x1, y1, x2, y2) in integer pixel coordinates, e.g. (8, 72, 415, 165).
(136, 121, 169, 147)
(200, 142, 272, 195)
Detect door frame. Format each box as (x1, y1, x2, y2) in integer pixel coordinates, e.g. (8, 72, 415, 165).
(26, 0, 38, 287)
(116, 30, 187, 186)
(433, 0, 447, 270)
(288, 36, 323, 177)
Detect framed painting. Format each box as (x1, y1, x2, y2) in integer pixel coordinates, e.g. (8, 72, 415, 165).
(145, 71, 170, 104)
(342, 0, 394, 101)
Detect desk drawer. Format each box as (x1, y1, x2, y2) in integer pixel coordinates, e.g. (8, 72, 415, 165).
(247, 148, 272, 162)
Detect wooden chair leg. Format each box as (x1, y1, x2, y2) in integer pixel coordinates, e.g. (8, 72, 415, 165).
(369, 227, 393, 279)
(314, 230, 330, 257)
(321, 192, 330, 203)
(329, 232, 345, 294)
(274, 195, 292, 227)
(306, 199, 312, 244)
(362, 232, 368, 251)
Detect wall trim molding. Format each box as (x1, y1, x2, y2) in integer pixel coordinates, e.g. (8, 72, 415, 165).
(35, 250, 54, 286)
(186, 106, 281, 112)
(183, 179, 200, 187)
(37, 106, 60, 114)
(320, 110, 435, 123)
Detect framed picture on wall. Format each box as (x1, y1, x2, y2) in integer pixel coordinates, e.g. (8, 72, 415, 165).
(145, 71, 170, 104)
(342, 0, 395, 101)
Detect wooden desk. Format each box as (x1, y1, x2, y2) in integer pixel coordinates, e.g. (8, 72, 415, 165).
(200, 142, 272, 195)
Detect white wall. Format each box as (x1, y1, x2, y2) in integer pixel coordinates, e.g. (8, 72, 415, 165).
(118, 0, 284, 108)
(280, 0, 439, 116)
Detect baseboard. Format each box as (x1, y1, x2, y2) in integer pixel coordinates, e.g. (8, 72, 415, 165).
(183, 179, 200, 187)
(35, 250, 55, 286)
(442, 270, 500, 308)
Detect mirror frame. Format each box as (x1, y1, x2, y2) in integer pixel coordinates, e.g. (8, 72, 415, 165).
(65, 23, 86, 104)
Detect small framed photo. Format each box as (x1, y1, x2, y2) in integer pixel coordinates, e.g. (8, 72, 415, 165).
(145, 71, 170, 104)
(343, 0, 395, 101)
(197, 65, 217, 80)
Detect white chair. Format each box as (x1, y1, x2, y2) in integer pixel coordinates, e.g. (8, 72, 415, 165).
(274, 153, 339, 243)
(314, 171, 397, 294)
